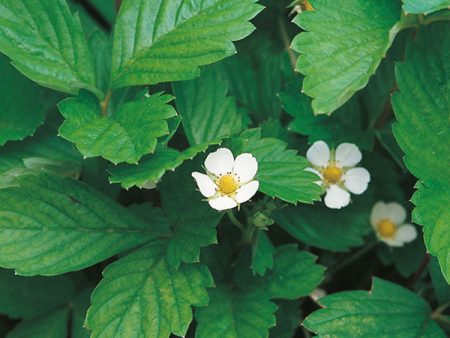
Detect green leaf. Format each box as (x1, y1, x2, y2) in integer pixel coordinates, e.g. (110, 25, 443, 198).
(392, 23, 450, 282)
(262, 245, 324, 299)
(86, 241, 213, 338)
(0, 55, 44, 146)
(6, 308, 68, 338)
(110, 0, 263, 89)
(0, 171, 164, 276)
(292, 0, 401, 114)
(375, 124, 407, 171)
(269, 300, 301, 338)
(230, 129, 323, 204)
(429, 257, 450, 305)
(0, 0, 100, 97)
(195, 285, 277, 338)
(58, 91, 177, 164)
(0, 269, 74, 319)
(173, 66, 241, 146)
(251, 230, 275, 276)
(109, 142, 215, 189)
(304, 278, 446, 337)
(160, 158, 222, 267)
(403, 0, 450, 14)
(274, 202, 371, 252)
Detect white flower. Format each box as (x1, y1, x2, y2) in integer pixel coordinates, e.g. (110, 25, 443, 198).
(192, 148, 259, 211)
(370, 201, 417, 247)
(306, 141, 370, 209)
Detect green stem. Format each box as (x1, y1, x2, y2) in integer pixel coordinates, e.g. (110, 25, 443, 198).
(423, 11, 450, 25)
(227, 210, 245, 232)
(100, 90, 113, 117)
(327, 241, 378, 276)
(432, 302, 450, 319)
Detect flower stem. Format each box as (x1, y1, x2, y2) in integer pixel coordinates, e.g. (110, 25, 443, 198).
(227, 210, 245, 232)
(327, 241, 378, 276)
(100, 90, 112, 117)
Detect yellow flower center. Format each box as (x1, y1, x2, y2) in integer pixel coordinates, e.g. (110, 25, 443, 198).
(377, 219, 397, 238)
(218, 174, 239, 195)
(303, 0, 314, 11)
(322, 166, 343, 184)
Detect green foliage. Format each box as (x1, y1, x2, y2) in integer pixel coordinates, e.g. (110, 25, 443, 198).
(251, 230, 275, 276)
(304, 278, 446, 337)
(403, 0, 450, 14)
(292, 0, 401, 114)
(392, 22, 450, 282)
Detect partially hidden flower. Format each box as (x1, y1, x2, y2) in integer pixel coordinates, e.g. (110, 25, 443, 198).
(306, 141, 370, 209)
(192, 148, 259, 211)
(371, 201, 417, 247)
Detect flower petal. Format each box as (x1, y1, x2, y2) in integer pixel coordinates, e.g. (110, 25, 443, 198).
(395, 224, 417, 244)
(306, 141, 330, 167)
(233, 153, 258, 183)
(208, 196, 237, 211)
(204, 148, 234, 176)
(192, 172, 217, 198)
(385, 202, 407, 225)
(343, 167, 370, 194)
(235, 181, 259, 203)
(324, 185, 351, 209)
(335, 143, 362, 167)
(370, 201, 387, 228)
(305, 167, 323, 186)
(381, 237, 404, 247)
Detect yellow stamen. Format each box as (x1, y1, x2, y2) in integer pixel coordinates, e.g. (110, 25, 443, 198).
(218, 174, 239, 195)
(322, 166, 343, 184)
(377, 219, 397, 238)
(303, 0, 314, 11)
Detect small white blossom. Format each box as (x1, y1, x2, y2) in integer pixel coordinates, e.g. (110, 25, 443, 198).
(192, 148, 259, 211)
(306, 141, 370, 209)
(371, 201, 417, 247)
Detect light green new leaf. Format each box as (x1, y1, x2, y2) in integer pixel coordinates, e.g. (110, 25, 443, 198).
(403, 0, 450, 14)
(292, 0, 401, 114)
(0, 269, 74, 319)
(0, 55, 44, 146)
(251, 231, 275, 276)
(392, 23, 450, 282)
(173, 66, 241, 146)
(6, 308, 68, 338)
(86, 241, 213, 338)
(109, 142, 214, 189)
(230, 129, 323, 204)
(160, 158, 222, 267)
(262, 245, 324, 299)
(274, 202, 371, 252)
(110, 0, 263, 89)
(0, 0, 100, 97)
(304, 278, 446, 337)
(58, 91, 177, 164)
(195, 285, 277, 338)
(0, 171, 165, 276)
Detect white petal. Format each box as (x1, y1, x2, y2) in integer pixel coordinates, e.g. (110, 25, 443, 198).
(235, 181, 259, 203)
(385, 202, 407, 225)
(208, 196, 237, 211)
(233, 153, 258, 183)
(343, 167, 370, 194)
(394, 224, 417, 244)
(305, 167, 323, 186)
(335, 143, 362, 167)
(306, 141, 330, 167)
(381, 237, 404, 247)
(324, 185, 351, 209)
(204, 148, 234, 176)
(192, 172, 217, 198)
(370, 201, 387, 227)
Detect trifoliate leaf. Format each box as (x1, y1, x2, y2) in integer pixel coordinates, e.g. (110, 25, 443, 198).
(6, 308, 68, 338)
(251, 230, 275, 276)
(0, 171, 165, 276)
(110, 0, 263, 89)
(160, 158, 222, 267)
(58, 91, 177, 164)
(0, 0, 100, 97)
(195, 285, 277, 338)
(0, 55, 44, 146)
(109, 142, 217, 189)
(230, 129, 323, 204)
(262, 245, 324, 299)
(173, 66, 241, 146)
(303, 278, 446, 337)
(403, 0, 450, 14)
(392, 23, 450, 282)
(274, 202, 371, 252)
(86, 241, 213, 338)
(280, 80, 374, 150)
(292, 0, 401, 114)
(269, 300, 301, 338)
(0, 269, 74, 319)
